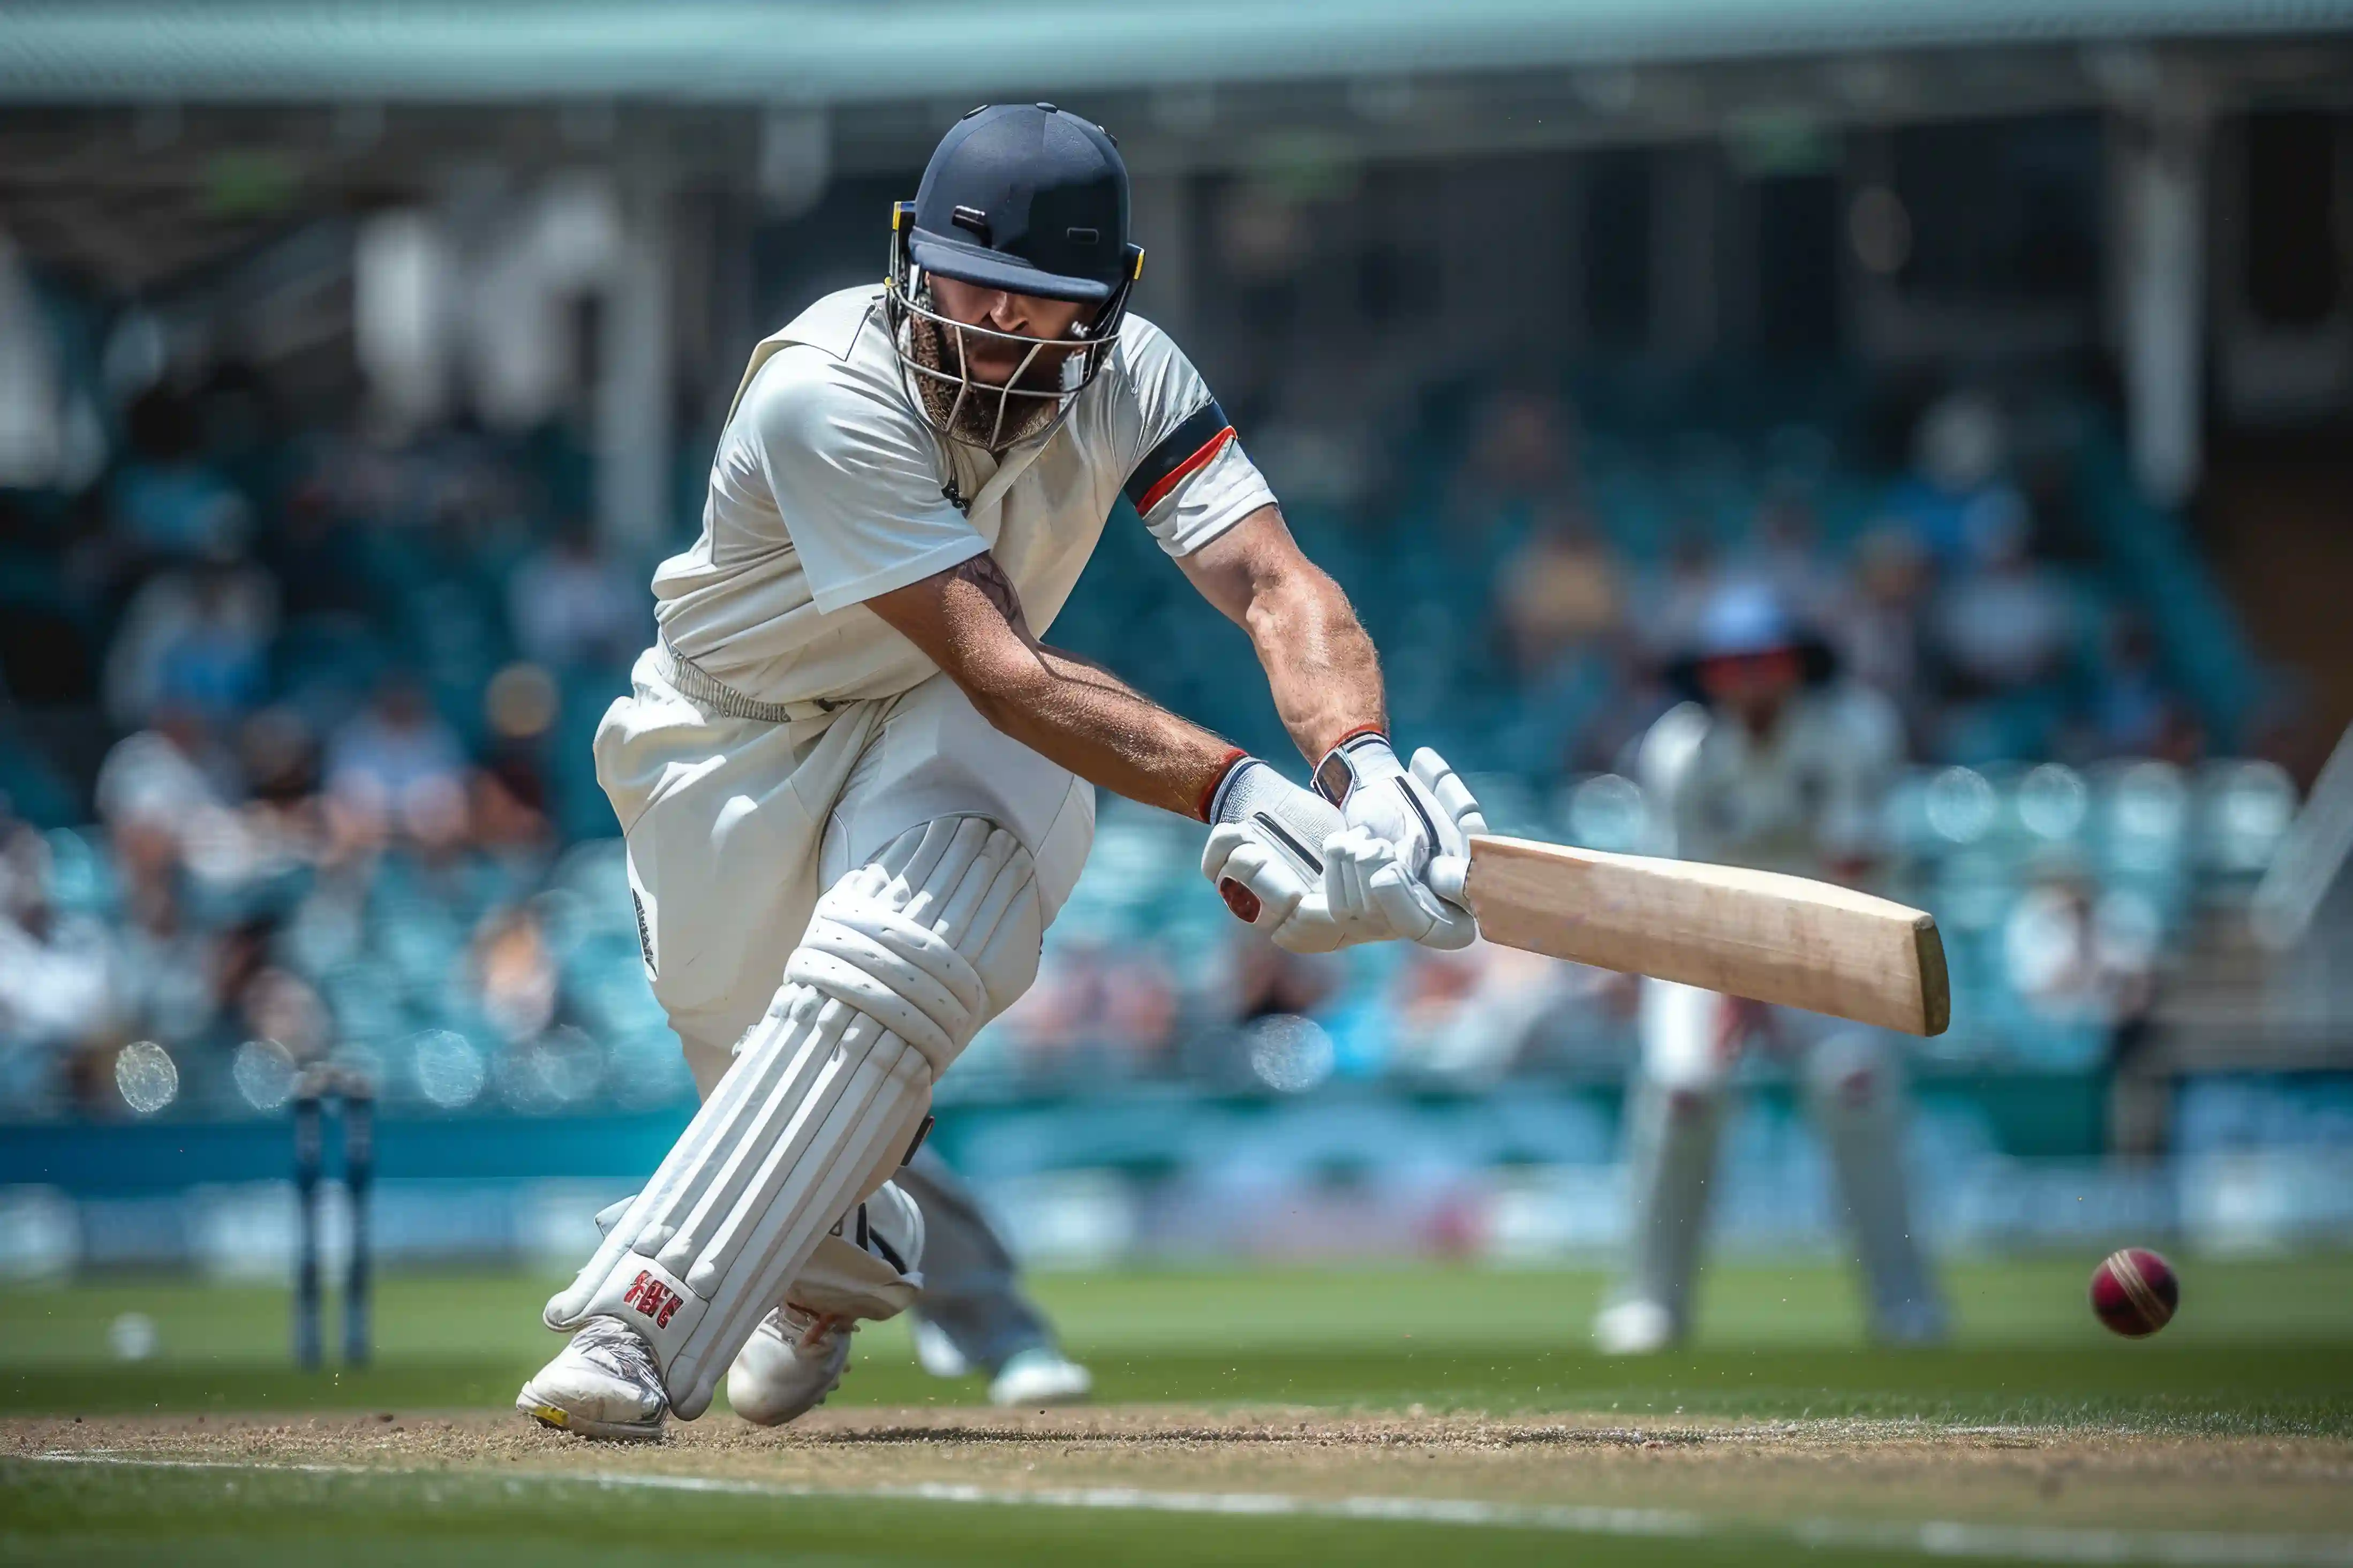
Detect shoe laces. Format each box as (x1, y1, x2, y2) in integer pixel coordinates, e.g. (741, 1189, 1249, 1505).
(779, 1302, 855, 1354)
(574, 1316, 663, 1390)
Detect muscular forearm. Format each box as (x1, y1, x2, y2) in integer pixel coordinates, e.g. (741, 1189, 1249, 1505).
(968, 641, 1240, 820)
(1241, 558, 1386, 762)
(877, 552, 1242, 820)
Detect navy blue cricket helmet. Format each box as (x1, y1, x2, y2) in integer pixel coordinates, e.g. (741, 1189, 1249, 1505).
(886, 104, 1146, 449)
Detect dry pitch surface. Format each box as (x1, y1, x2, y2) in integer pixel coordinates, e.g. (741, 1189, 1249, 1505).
(12, 1403, 2353, 1550)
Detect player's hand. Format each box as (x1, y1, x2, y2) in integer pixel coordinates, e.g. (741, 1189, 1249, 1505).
(1316, 737, 1486, 945)
(1325, 825, 1477, 951)
(1317, 733, 1484, 875)
(1201, 757, 1383, 953)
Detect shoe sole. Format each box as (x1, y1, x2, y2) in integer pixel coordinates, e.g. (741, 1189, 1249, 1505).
(515, 1388, 664, 1442)
(730, 1353, 848, 1427)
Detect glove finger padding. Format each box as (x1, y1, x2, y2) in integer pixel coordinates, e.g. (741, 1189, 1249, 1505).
(1206, 825, 1369, 953)
(1410, 748, 1489, 843)
(1328, 826, 1371, 921)
(1320, 827, 1474, 951)
(1203, 824, 1307, 932)
(1270, 897, 1353, 954)
(1366, 857, 1479, 951)
(1346, 834, 1428, 941)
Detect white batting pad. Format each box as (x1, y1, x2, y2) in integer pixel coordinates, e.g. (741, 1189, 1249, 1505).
(1805, 1031, 1944, 1340)
(592, 1181, 927, 1324)
(1616, 1072, 1725, 1328)
(545, 816, 1040, 1419)
(789, 1177, 927, 1322)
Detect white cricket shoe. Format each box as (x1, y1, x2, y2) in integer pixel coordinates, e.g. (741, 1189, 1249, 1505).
(988, 1346, 1093, 1407)
(1593, 1298, 1678, 1357)
(725, 1182, 926, 1427)
(517, 1315, 668, 1441)
(726, 1304, 856, 1426)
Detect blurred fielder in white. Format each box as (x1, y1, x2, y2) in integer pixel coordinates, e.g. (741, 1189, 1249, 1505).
(1595, 580, 1947, 1354)
(519, 105, 1482, 1440)
(897, 1147, 1095, 1409)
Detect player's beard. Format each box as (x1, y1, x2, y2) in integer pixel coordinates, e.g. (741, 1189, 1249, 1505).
(906, 309, 1073, 452)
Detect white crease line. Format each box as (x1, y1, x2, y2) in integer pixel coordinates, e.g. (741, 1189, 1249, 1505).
(17, 1451, 2353, 1566)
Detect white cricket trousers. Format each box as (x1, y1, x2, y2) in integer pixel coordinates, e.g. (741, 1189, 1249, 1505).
(594, 648, 1097, 1094)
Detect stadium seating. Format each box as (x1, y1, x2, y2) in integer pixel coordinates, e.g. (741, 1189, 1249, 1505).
(0, 369, 2297, 1131)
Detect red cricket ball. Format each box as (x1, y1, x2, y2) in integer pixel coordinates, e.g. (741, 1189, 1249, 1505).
(2089, 1247, 2179, 1338)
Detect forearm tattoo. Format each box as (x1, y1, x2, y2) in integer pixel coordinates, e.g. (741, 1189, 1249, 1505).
(953, 552, 1029, 633)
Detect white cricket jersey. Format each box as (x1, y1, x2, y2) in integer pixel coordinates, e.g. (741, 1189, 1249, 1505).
(1636, 685, 1902, 876)
(650, 285, 1274, 710)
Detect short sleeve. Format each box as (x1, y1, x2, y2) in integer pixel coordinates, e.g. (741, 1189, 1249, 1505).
(1115, 319, 1277, 557)
(739, 353, 987, 613)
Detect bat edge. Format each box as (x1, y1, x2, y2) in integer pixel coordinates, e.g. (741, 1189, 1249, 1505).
(1912, 914, 1952, 1037)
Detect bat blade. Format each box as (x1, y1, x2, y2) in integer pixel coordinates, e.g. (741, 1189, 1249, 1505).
(1454, 835, 1949, 1036)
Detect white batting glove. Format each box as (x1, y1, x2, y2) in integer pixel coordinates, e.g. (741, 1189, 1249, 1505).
(1201, 756, 1383, 955)
(1325, 825, 1477, 951)
(1313, 736, 1488, 948)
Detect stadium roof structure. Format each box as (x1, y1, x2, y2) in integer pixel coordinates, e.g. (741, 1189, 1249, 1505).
(4, 0, 2352, 104)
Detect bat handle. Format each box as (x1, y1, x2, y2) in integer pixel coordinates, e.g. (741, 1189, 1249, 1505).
(1428, 854, 1469, 906)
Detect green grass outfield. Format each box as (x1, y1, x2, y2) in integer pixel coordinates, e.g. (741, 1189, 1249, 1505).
(4, 1253, 2349, 1431)
(5, 1255, 2352, 1565)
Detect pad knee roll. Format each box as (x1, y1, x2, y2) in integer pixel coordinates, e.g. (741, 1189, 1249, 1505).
(545, 816, 1039, 1420)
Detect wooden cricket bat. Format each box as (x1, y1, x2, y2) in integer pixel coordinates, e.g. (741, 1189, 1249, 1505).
(1430, 835, 1949, 1036)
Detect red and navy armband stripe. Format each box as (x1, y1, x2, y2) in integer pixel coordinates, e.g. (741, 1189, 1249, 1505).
(1125, 399, 1235, 517)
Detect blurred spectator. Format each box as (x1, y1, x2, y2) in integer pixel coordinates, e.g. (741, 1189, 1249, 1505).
(1096, 951, 1182, 1071)
(101, 550, 278, 728)
(200, 915, 325, 1061)
(234, 706, 326, 864)
(507, 520, 642, 670)
(1887, 389, 2031, 567)
(986, 937, 1181, 1082)
(1628, 528, 1720, 665)
(0, 825, 118, 1059)
(986, 944, 1096, 1075)
(474, 661, 559, 861)
(473, 904, 559, 1042)
(94, 707, 234, 832)
(1495, 502, 1623, 676)
(1932, 506, 2075, 694)
(2085, 613, 2199, 762)
(107, 388, 252, 564)
(1462, 391, 1573, 505)
(325, 675, 468, 844)
(94, 707, 242, 928)
(1837, 523, 1930, 710)
(1738, 488, 1843, 630)
(473, 759, 555, 859)
(0, 232, 70, 490)
(233, 960, 330, 1066)
(261, 475, 376, 625)
(111, 839, 215, 1049)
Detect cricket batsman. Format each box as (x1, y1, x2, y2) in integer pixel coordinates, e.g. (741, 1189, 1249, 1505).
(519, 104, 1483, 1439)
(1593, 580, 1947, 1354)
